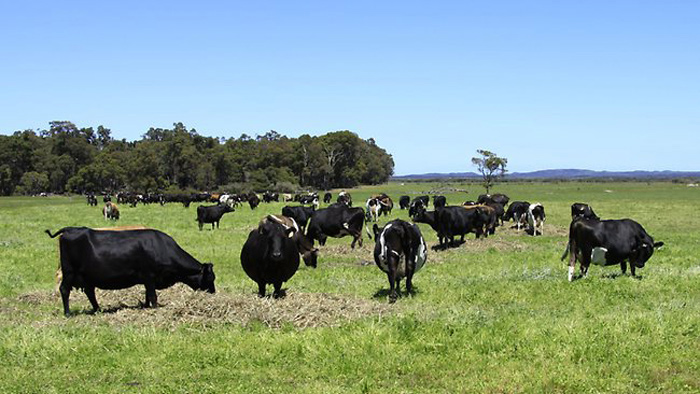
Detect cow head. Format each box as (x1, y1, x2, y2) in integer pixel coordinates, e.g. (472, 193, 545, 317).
(631, 239, 664, 268)
(195, 263, 216, 293)
(259, 220, 296, 262)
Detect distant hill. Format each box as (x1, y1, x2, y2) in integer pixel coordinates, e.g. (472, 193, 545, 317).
(393, 169, 700, 180)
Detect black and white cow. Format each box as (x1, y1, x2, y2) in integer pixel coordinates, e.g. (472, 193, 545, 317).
(399, 195, 410, 210)
(336, 191, 352, 207)
(408, 196, 430, 218)
(373, 219, 428, 303)
(527, 203, 546, 236)
(365, 198, 381, 222)
(571, 202, 600, 221)
(46, 227, 216, 316)
(196, 204, 234, 230)
(306, 204, 366, 249)
(281, 205, 316, 232)
(561, 218, 664, 281)
(505, 201, 530, 230)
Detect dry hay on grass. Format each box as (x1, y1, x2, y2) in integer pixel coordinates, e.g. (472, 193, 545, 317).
(498, 224, 569, 237)
(435, 237, 528, 254)
(14, 284, 392, 330)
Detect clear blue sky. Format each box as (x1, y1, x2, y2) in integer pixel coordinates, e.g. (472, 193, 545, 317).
(1, 1, 698, 175)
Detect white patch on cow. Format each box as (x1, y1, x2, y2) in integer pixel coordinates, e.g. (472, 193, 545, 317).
(591, 247, 608, 266)
(414, 235, 427, 273)
(343, 222, 350, 230)
(377, 223, 394, 272)
(568, 266, 575, 282)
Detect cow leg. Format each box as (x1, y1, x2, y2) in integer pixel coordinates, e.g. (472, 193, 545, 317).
(59, 277, 73, 317)
(273, 282, 283, 298)
(580, 249, 591, 278)
(405, 255, 415, 295)
(620, 261, 627, 275)
(198, 221, 203, 231)
(630, 264, 636, 278)
(387, 270, 398, 303)
(144, 284, 157, 308)
(568, 240, 577, 282)
(257, 282, 266, 297)
(84, 286, 100, 313)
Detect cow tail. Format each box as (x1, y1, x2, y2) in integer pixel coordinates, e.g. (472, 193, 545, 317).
(365, 223, 373, 240)
(560, 240, 570, 261)
(45, 228, 68, 238)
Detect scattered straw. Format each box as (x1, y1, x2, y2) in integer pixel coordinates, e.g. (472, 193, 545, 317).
(13, 284, 392, 330)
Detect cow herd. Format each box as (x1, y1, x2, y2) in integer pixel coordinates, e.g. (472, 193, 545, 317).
(48, 190, 664, 316)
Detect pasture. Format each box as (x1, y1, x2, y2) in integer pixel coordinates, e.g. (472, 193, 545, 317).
(0, 181, 698, 393)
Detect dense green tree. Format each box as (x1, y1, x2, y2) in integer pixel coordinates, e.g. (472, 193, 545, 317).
(471, 149, 508, 193)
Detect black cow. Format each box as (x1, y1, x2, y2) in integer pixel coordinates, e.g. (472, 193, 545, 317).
(196, 204, 234, 230)
(281, 205, 316, 232)
(399, 195, 410, 210)
(571, 203, 600, 221)
(241, 216, 318, 297)
(485, 201, 505, 226)
(408, 196, 430, 218)
(306, 204, 366, 249)
(323, 192, 332, 204)
(477, 193, 510, 206)
(86, 194, 97, 206)
(433, 195, 447, 209)
(248, 194, 261, 210)
(561, 218, 663, 281)
(504, 201, 530, 230)
(45, 227, 215, 316)
(263, 191, 279, 203)
(436, 206, 488, 246)
(463, 204, 498, 236)
(372, 219, 428, 303)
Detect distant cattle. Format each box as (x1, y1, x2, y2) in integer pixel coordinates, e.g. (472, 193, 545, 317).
(240, 215, 317, 297)
(196, 204, 234, 230)
(323, 192, 332, 203)
(365, 198, 381, 222)
(263, 191, 279, 203)
(436, 206, 488, 246)
(527, 203, 546, 235)
(86, 194, 97, 206)
(399, 195, 410, 210)
(281, 205, 316, 232)
(373, 219, 428, 303)
(306, 204, 366, 249)
(102, 202, 120, 221)
(46, 227, 216, 316)
(505, 201, 530, 230)
(561, 218, 664, 281)
(462, 204, 498, 236)
(571, 203, 600, 221)
(282, 193, 293, 202)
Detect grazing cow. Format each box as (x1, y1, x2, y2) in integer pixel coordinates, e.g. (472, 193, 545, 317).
(527, 203, 546, 235)
(240, 216, 308, 297)
(433, 195, 447, 209)
(196, 204, 234, 230)
(281, 205, 316, 232)
(46, 227, 216, 316)
(408, 196, 430, 218)
(306, 204, 367, 249)
(365, 198, 381, 222)
(436, 206, 488, 246)
(485, 201, 506, 226)
(373, 219, 428, 303)
(282, 193, 293, 202)
(337, 191, 352, 207)
(571, 203, 600, 221)
(102, 194, 111, 203)
(505, 201, 530, 230)
(102, 202, 120, 221)
(323, 192, 332, 203)
(477, 193, 510, 206)
(561, 218, 664, 281)
(86, 194, 97, 206)
(377, 195, 393, 217)
(399, 195, 410, 210)
(462, 204, 498, 236)
(248, 194, 261, 210)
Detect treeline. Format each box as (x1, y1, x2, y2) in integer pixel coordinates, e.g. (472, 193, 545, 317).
(0, 121, 394, 196)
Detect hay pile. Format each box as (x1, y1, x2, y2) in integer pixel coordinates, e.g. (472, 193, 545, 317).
(15, 285, 392, 330)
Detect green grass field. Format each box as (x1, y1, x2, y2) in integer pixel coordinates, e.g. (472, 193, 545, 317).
(0, 181, 698, 393)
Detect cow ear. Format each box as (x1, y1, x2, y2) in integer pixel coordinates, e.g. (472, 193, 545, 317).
(285, 227, 296, 238)
(653, 241, 664, 249)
